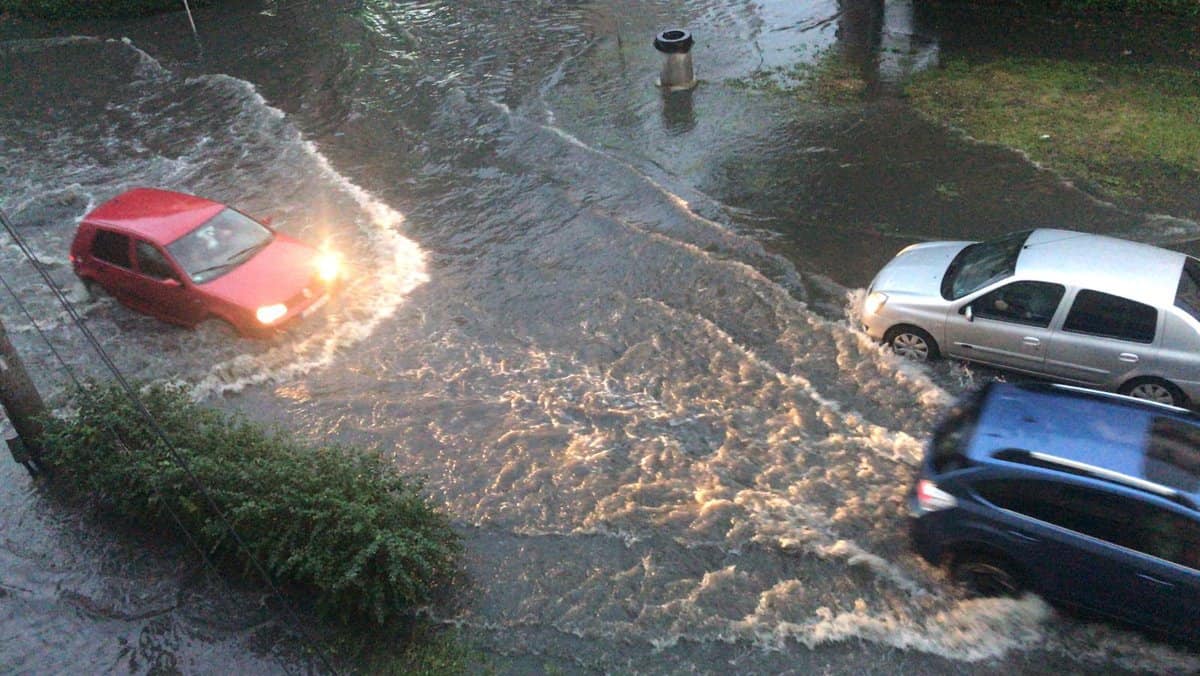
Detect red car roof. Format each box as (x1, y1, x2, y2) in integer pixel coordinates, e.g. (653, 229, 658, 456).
(82, 188, 227, 245)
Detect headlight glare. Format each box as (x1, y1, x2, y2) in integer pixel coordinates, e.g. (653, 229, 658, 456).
(315, 251, 342, 283)
(256, 303, 287, 325)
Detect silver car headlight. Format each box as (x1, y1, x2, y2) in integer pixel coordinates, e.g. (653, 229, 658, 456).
(863, 291, 888, 316)
(256, 303, 288, 325)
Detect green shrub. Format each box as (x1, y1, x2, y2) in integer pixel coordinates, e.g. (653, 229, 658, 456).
(0, 0, 211, 20)
(39, 381, 462, 626)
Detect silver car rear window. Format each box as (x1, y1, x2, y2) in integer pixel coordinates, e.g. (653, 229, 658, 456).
(1177, 258, 1200, 323)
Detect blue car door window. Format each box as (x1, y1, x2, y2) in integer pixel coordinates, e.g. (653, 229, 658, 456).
(976, 479, 1130, 541)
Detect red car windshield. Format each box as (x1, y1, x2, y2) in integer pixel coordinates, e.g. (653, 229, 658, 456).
(167, 208, 274, 284)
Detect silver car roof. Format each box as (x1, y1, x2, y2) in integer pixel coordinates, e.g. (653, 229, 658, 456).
(1016, 229, 1189, 305)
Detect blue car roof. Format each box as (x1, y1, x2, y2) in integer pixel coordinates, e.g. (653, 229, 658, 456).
(966, 382, 1200, 505)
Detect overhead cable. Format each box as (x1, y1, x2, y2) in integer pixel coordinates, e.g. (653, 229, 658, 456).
(0, 208, 337, 675)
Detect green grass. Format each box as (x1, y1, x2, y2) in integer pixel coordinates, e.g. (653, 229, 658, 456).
(728, 47, 869, 105)
(905, 57, 1200, 210)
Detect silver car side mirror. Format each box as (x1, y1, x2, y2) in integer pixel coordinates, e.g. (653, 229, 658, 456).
(964, 304, 974, 322)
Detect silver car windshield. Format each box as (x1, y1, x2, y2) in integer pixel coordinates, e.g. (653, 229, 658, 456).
(1177, 258, 1200, 323)
(940, 230, 1031, 300)
(167, 208, 274, 284)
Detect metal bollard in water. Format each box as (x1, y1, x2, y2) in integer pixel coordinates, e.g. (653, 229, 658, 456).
(654, 29, 696, 90)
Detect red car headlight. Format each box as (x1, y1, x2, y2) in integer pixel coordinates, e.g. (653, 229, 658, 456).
(256, 303, 287, 325)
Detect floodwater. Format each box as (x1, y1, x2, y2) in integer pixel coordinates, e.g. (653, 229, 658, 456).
(1, 0, 1198, 672)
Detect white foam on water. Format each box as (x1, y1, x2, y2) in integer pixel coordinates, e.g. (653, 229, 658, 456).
(171, 74, 429, 398)
(844, 287, 957, 404)
(784, 594, 1052, 660)
(0, 38, 427, 399)
(813, 539, 928, 596)
(429, 271, 1200, 667)
(599, 541, 1055, 662)
(115, 37, 172, 81)
(416, 24, 1200, 673)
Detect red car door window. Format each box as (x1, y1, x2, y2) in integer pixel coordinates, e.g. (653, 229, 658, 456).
(91, 230, 132, 268)
(135, 240, 179, 281)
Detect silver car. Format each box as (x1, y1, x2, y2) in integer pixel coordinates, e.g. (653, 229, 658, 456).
(861, 228, 1200, 407)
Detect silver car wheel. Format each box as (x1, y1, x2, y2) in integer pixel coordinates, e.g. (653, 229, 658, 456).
(1127, 381, 1177, 405)
(891, 332, 931, 362)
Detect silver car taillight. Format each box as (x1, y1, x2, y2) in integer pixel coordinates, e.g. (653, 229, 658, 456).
(914, 479, 958, 514)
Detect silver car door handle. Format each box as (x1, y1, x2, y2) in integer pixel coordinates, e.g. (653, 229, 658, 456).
(1119, 352, 1139, 363)
(1022, 337, 1040, 346)
(1136, 573, 1174, 587)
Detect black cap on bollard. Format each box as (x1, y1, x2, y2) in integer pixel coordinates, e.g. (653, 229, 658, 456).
(653, 29, 693, 54)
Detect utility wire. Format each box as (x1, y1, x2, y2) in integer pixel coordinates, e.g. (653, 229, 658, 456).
(180, 0, 198, 37)
(0, 273, 225, 611)
(0, 271, 287, 673)
(0, 210, 338, 676)
(0, 274, 84, 393)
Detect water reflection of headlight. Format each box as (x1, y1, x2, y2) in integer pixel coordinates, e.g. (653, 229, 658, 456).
(256, 303, 287, 325)
(315, 251, 341, 283)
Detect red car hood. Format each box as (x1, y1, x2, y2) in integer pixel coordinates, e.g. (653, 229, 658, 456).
(200, 234, 317, 308)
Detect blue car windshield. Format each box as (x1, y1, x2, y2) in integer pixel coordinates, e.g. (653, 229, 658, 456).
(940, 230, 1031, 300)
(167, 208, 274, 284)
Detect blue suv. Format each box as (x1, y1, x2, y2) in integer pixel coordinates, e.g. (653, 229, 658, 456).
(910, 381, 1200, 643)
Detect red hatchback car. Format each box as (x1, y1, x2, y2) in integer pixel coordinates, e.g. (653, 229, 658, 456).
(70, 188, 341, 337)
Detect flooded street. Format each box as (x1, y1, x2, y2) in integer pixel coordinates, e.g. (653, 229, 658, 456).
(1, 0, 1198, 672)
